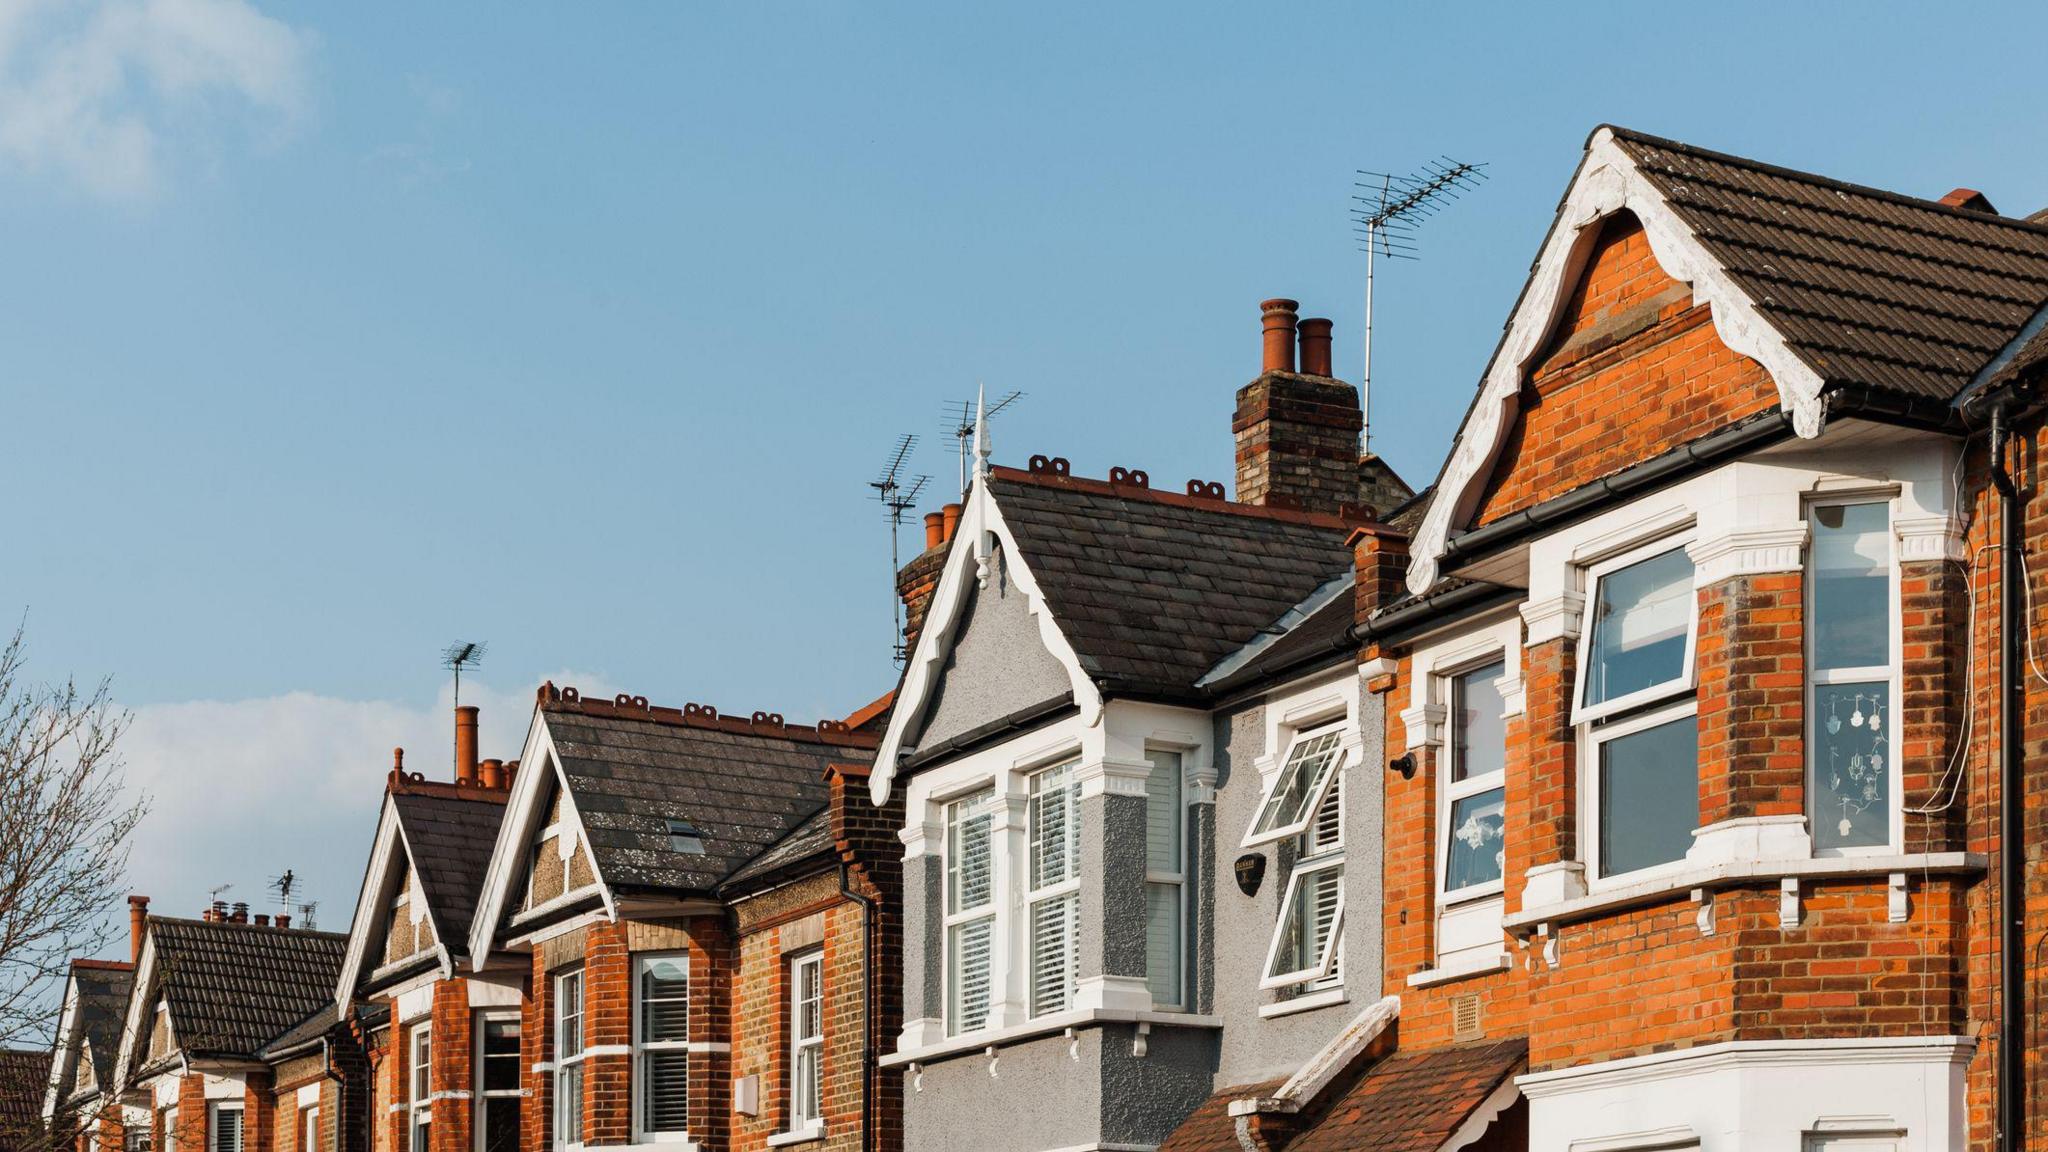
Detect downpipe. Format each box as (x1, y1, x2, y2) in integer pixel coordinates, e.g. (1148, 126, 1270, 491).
(1991, 402, 2024, 1152)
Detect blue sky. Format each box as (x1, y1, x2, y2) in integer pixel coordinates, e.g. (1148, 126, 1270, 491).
(7, 0, 2048, 945)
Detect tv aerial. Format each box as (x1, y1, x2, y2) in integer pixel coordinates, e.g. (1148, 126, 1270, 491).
(869, 435, 930, 667)
(945, 389, 1022, 499)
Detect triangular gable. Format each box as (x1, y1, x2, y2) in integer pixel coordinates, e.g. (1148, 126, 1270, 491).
(466, 706, 614, 968)
(41, 971, 90, 1124)
(871, 468, 1102, 804)
(335, 798, 447, 1008)
(1405, 125, 1830, 596)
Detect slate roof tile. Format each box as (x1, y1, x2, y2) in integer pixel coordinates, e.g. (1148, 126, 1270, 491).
(391, 790, 507, 952)
(70, 963, 132, 1093)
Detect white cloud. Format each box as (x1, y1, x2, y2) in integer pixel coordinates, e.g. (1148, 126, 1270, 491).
(0, 0, 310, 200)
(112, 673, 607, 940)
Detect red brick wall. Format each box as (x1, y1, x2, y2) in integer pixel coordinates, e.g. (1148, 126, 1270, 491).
(1695, 573, 1804, 826)
(580, 922, 631, 1149)
(427, 983, 472, 1152)
(1472, 213, 1780, 527)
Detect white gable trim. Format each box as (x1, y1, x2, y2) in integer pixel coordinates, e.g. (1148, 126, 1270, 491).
(41, 970, 86, 1123)
(1405, 127, 1829, 596)
(334, 798, 456, 1011)
(109, 936, 161, 1095)
(466, 713, 616, 968)
(869, 472, 1103, 805)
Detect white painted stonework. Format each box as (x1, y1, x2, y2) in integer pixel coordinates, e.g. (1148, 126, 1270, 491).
(1518, 1036, 1970, 1152)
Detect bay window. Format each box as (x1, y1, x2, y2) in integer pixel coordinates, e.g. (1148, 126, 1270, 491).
(1027, 762, 1081, 1016)
(788, 951, 824, 1134)
(476, 1014, 521, 1152)
(1144, 749, 1185, 1008)
(943, 787, 995, 1035)
(408, 1025, 430, 1152)
(1262, 770, 1344, 989)
(1809, 499, 1897, 852)
(552, 970, 583, 1151)
(634, 954, 690, 1140)
(1577, 541, 1700, 879)
(1442, 660, 1507, 896)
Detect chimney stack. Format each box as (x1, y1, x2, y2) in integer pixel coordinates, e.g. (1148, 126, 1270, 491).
(1234, 297, 1364, 513)
(1298, 318, 1333, 377)
(128, 895, 149, 965)
(1260, 299, 1299, 374)
(455, 706, 480, 786)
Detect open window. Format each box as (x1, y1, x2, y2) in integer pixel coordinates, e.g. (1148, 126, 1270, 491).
(1242, 725, 1347, 848)
(1261, 853, 1344, 989)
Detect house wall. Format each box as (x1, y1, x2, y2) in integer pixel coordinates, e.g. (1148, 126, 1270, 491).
(910, 544, 1070, 752)
(729, 876, 862, 1152)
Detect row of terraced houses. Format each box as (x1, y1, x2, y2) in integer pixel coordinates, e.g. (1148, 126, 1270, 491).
(11, 124, 2048, 1152)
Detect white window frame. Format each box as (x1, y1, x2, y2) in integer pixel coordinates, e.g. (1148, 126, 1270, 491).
(162, 1108, 179, 1152)
(786, 950, 824, 1135)
(207, 1103, 244, 1152)
(552, 968, 584, 1152)
(631, 952, 691, 1143)
(299, 1105, 319, 1152)
(1241, 724, 1348, 848)
(1583, 696, 1700, 886)
(939, 783, 997, 1037)
(473, 1010, 520, 1152)
(1143, 746, 1187, 1010)
(1259, 849, 1345, 990)
(408, 1022, 432, 1152)
(1025, 760, 1081, 1018)
(1437, 654, 1509, 903)
(1570, 536, 1700, 726)
(1805, 494, 1904, 858)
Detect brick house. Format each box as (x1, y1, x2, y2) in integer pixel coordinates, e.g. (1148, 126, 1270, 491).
(41, 956, 135, 1152)
(459, 684, 891, 1152)
(107, 906, 348, 1152)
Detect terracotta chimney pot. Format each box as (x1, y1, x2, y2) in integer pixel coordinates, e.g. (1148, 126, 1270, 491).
(230, 902, 248, 924)
(1299, 318, 1334, 377)
(480, 758, 504, 789)
(254, 914, 270, 927)
(941, 503, 963, 542)
(455, 706, 480, 786)
(924, 512, 945, 551)
(1261, 298, 1300, 374)
(128, 895, 150, 965)
(275, 914, 291, 929)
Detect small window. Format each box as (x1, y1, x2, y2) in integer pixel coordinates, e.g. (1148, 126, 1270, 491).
(1809, 500, 1896, 853)
(1575, 545, 1696, 721)
(664, 820, 706, 856)
(788, 951, 824, 1133)
(1027, 762, 1081, 1016)
(1443, 660, 1507, 895)
(553, 970, 584, 1152)
(297, 1107, 318, 1152)
(635, 955, 690, 1140)
(1243, 726, 1347, 847)
(476, 1014, 521, 1152)
(126, 1128, 151, 1152)
(408, 1024, 431, 1152)
(208, 1104, 243, 1152)
(943, 787, 996, 1036)
(1144, 749, 1185, 1008)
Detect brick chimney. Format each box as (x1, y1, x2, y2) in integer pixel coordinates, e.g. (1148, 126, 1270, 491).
(455, 706, 479, 786)
(128, 895, 149, 965)
(1234, 298, 1365, 514)
(897, 502, 963, 658)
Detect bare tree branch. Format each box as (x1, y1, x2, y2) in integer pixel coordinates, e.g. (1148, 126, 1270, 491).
(0, 620, 148, 1051)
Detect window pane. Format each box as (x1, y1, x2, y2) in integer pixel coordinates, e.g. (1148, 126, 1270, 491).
(1813, 502, 1891, 671)
(554, 1063, 582, 1149)
(409, 1124, 428, 1152)
(1267, 864, 1342, 982)
(1145, 882, 1181, 1005)
(1451, 661, 1506, 782)
(640, 1050, 687, 1135)
(1029, 892, 1078, 1015)
(639, 957, 689, 1043)
(1813, 681, 1891, 850)
(1444, 787, 1506, 892)
(1584, 548, 1694, 706)
(947, 918, 993, 1034)
(482, 1101, 519, 1152)
(794, 958, 822, 1042)
(1029, 764, 1078, 889)
(1145, 750, 1182, 874)
(482, 1019, 521, 1093)
(946, 789, 993, 914)
(1249, 730, 1343, 838)
(1306, 771, 1342, 855)
(1598, 714, 1699, 876)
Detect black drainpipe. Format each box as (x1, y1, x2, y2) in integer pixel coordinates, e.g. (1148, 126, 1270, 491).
(840, 862, 879, 1152)
(1991, 401, 2024, 1152)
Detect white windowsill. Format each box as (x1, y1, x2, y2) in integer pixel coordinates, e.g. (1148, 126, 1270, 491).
(1504, 852, 1985, 933)
(1407, 952, 1512, 988)
(1256, 987, 1347, 1020)
(882, 1006, 1223, 1067)
(765, 1128, 824, 1148)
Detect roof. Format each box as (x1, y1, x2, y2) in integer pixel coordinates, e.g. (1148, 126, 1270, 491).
(391, 788, 508, 952)
(1608, 127, 2048, 406)
(719, 807, 835, 894)
(541, 692, 874, 894)
(989, 467, 1362, 699)
(0, 1049, 49, 1151)
(148, 918, 347, 1061)
(68, 962, 132, 1095)
(1199, 577, 1357, 695)
(1284, 1038, 1526, 1152)
(1155, 1078, 1283, 1152)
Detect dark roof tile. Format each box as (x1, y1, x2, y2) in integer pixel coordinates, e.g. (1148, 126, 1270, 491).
(392, 790, 507, 954)
(149, 918, 346, 1060)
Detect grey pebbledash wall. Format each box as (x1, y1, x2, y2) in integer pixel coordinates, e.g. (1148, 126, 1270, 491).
(912, 543, 1070, 752)
(1201, 675, 1385, 1090)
